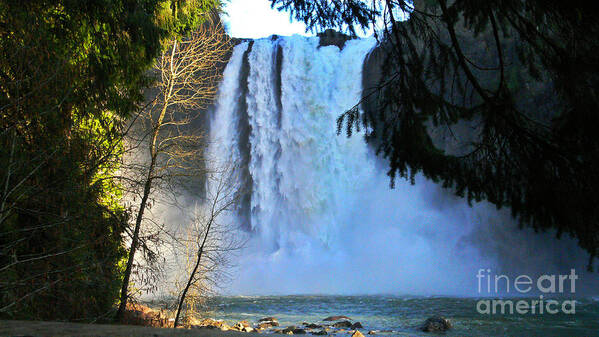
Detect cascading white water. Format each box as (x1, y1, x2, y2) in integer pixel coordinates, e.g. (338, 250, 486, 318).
(207, 35, 597, 296)
(247, 36, 379, 250)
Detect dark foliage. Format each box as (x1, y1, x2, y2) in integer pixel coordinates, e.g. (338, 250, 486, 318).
(271, 0, 599, 269)
(0, 0, 218, 320)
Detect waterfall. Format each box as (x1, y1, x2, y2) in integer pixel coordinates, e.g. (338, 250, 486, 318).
(207, 35, 597, 296)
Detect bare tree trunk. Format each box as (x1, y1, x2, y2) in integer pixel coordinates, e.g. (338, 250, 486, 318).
(116, 41, 177, 321)
(174, 180, 218, 327)
(115, 156, 155, 321)
(172, 163, 242, 328)
(173, 215, 213, 328)
(115, 25, 229, 321)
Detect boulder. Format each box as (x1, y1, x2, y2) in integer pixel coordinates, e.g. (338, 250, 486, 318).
(292, 328, 307, 334)
(351, 331, 365, 337)
(232, 321, 252, 331)
(420, 315, 452, 332)
(258, 321, 279, 329)
(317, 29, 354, 49)
(122, 303, 171, 328)
(282, 326, 297, 334)
(313, 330, 328, 335)
(303, 323, 323, 329)
(259, 316, 279, 323)
(350, 322, 363, 329)
(196, 318, 224, 328)
(323, 315, 352, 321)
(332, 320, 352, 328)
(367, 331, 376, 335)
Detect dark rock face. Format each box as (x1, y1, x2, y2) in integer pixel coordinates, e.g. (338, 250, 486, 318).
(323, 315, 352, 321)
(318, 29, 354, 49)
(235, 40, 254, 231)
(360, 8, 558, 158)
(420, 315, 452, 332)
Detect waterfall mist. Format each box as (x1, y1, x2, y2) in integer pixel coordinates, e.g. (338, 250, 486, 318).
(203, 35, 599, 297)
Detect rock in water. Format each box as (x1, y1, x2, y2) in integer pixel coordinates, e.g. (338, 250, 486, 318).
(232, 321, 251, 331)
(303, 323, 323, 329)
(258, 316, 280, 329)
(292, 328, 307, 334)
(313, 330, 328, 335)
(259, 316, 279, 323)
(259, 321, 279, 329)
(332, 320, 352, 328)
(367, 331, 376, 335)
(350, 322, 363, 329)
(323, 315, 352, 321)
(351, 331, 365, 337)
(195, 318, 224, 329)
(420, 315, 452, 332)
(281, 326, 296, 334)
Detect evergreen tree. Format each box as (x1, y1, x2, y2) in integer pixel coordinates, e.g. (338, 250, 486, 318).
(0, 0, 219, 320)
(271, 0, 599, 269)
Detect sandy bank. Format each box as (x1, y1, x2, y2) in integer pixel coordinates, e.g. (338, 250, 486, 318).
(0, 320, 249, 337)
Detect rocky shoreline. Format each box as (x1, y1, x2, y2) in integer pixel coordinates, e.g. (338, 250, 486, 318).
(122, 303, 453, 336)
(182, 314, 451, 336)
(0, 314, 452, 337)
(0, 302, 452, 337)
(188, 315, 368, 336)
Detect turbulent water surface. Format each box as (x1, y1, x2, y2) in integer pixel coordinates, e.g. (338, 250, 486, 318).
(190, 295, 599, 336)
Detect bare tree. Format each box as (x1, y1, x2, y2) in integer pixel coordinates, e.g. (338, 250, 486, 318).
(173, 162, 245, 328)
(116, 22, 231, 321)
